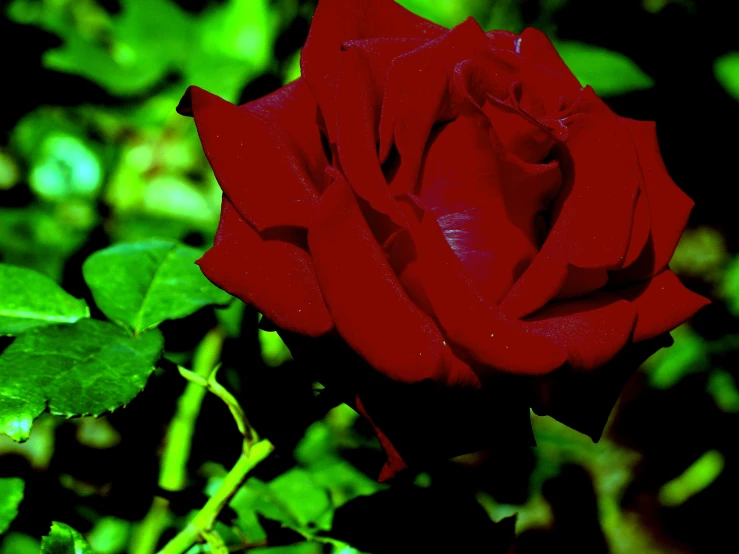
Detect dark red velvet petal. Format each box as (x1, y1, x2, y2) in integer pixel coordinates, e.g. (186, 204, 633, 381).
(522, 294, 636, 371)
(515, 28, 581, 89)
(417, 111, 553, 303)
(408, 210, 567, 374)
(530, 334, 673, 441)
(355, 395, 409, 482)
(620, 185, 651, 268)
(308, 176, 479, 385)
(611, 118, 695, 283)
(616, 270, 710, 342)
(182, 82, 323, 231)
(197, 197, 333, 336)
(378, 18, 493, 195)
(334, 39, 425, 226)
(501, 94, 642, 318)
(301, 0, 444, 142)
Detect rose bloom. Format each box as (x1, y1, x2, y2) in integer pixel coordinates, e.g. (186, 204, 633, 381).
(179, 0, 709, 480)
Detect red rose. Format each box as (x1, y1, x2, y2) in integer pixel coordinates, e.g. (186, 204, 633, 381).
(179, 0, 709, 480)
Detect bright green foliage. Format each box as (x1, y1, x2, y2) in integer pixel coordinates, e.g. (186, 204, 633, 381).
(642, 325, 709, 389)
(40, 522, 94, 554)
(707, 370, 739, 413)
(86, 517, 130, 554)
(555, 42, 654, 96)
(714, 52, 739, 102)
(0, 319, 163, 442)
(0, 265, 89, 336)
(249, 544, 323, 554)
(83, 239, 231, 334)
(8, 0, 276, 103)
(0, 478, 24, 535)
(719, 255, 739, 317)
(671, 226, 728, 283)
(258, 316, 293, 367)
(0, 533, 40, 554)
(658, 450, 725, 506)
(0, 204, 96, 282)
(397, 0, 490, 27)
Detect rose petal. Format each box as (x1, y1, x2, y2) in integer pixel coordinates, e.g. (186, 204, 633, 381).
(501, 93, 642, 318)
(407, 208, 567, 375)
(515, 28, 581, 89)
(180, 82, 324, 231)
(301, 0, 444, 142)
(355, 370, 533, 481)
(616, 269, 710, 342)
(334, 39, 425, 226)
(530, 334, 674, 441)
(198, 197, 333, 336)
(377, 18, 493, 195)
(522, 293, 637, 371)
(308, 175, 476, 384)
(611, 118, 695, 283)
(417, 110, 559, 303)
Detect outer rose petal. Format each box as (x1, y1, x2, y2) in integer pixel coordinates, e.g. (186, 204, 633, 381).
(522, 294, 637, 371)
(501, 92, 642, 318)
(616, 270, 710, 342)
(301, 0, 444, 141)
(308, 176, 476, 385)
(197, 198, 333, 337)
(355, 369, 534, 481)
(515, 28, 581, 89)
(530, 334, 673, 441)
(178, 81, 324, 231)
(611, 118, 695, 283)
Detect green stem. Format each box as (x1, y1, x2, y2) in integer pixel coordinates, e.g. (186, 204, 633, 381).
(158, 439, 274, 554)
(130, 328, 226, 554)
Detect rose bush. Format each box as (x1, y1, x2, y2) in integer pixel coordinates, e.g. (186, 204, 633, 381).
(178, 0, 709, 480)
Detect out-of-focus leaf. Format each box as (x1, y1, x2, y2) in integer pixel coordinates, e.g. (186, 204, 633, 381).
(0, 478, 24, 535)
(671, 227, 727, 282)
(707, 370, 739, 413)
(0, 265, 89, 336)
(0, 204, 96, 281)
(40, 522, 93, 554)
(397, 0, 490, 27)
(259, 325, 293, 368)
(10, 108, 104, 202)
(658, 450, 724, 506)
(9, 0, 277, 102)
(216, 301, 245, 337)
(719, 255, 739, 317)
(0, 533, 39, 554)
(714, 52, 739, 102)
(86, 517, 130, 554)
(0, 319, 163, 442)
(82, 239, 231, 334)
(249, 544, 323, 554)
(0, 152, 19, 190)
(642, 325, 708, 389)
(556, 41, 654, 96)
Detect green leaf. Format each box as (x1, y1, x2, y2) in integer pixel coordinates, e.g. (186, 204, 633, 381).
(0, 265, 89, 336)
(715, 52, 739, 102)
(83, 239, 231, 334)
(0, 533, 40, 554)
(0, 478, 24, 535)
(249, 544, 323, 554)
(40, 522, 93, 554)
(658, 450, 725, 506)
(0, 319, 163, 442)
(641, 325, 708, 389)
(555, 41, 654, 96)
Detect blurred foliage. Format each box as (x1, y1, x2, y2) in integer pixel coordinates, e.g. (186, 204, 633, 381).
(0, 0, 737, 553)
